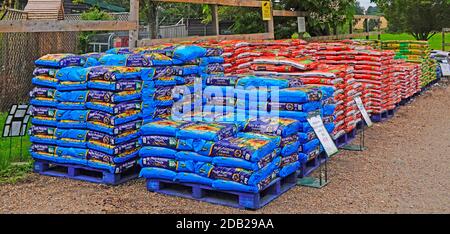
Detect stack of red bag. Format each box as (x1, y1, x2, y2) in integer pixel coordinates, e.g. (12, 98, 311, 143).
(391, 60, 421, 100)
(197, 39, 308, 74)
(308, 42, 399, 116)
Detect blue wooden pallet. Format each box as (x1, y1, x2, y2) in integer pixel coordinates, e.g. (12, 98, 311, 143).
(298, 152, 328, 178)
(33, 160, 140, 185)
(398, 96, 414, 106)
(145, 171, 298, 210)
(370, 109, 395, 122)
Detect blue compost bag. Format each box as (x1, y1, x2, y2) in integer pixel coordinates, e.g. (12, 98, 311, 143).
(299, 122, 335, 133)
(33, 67, 58, 77)
(87, 66, 142, 81)
(322, 104, 336, 116)
(32, 76, 58, 88)
(55, 129, 88, 148)
(173, 45, 207, 62)
(199, 56, 224, 66)
(142, 106, 173, 122)
(29, 126, 57, 145)
(278, 86, 324, 103)
(176, 122, 237, 141)
(30, 143, 56, 156)
(55, 146, 88, 165)
(86, 100, 141, 115)
(278, 161, 300, 178)
(87, 139, 140, 156)
(172, 65, 200, 76)
(268, 101, 322, 112)
(299, 139, 320, 153)
(174, 172, 214, 186)
(86, 119, 142, 136)
(87, 90, 141, 104)
(139, 135, 178, 149)
(204, 74, 240, 86)
(175, 151, 213, 163)
(298, 131, 317, 144)
(140, 119, 187, 136)
(105, 47, 132, 55)
(139, 146, 177, 159)
(29, 106, 57, 126)
(99, 53, 174, 67)
(139, 157, 194, 173)
(243, 117, 300, 137)
(200, 63, 225, 74)
(194, 132, 280, 162)
(139, 167, 177, 180)
(143, 78, 177, 88)
(212, 149, 279, 171)
(142, 86, 175, 101)
(86, 150, 138, 173)
(87, 110, 140, 126)
(55, 66, 87, 82)
(87, 130, 140, 146)
(29, 87, 57, 106)
(56, 109, 87, 129)
(55, 90, 87, 110)
(87, 80, 142, 92)
(280, 139, 300, 157)
(234, 87, 271, 102)
(278, 110, 317, 122)
(236, 76, 290, 89)
(35, 54, 86, 68)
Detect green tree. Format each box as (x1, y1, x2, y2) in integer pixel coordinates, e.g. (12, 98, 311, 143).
(78, 7, 112, 53)
(373, 0, 450, 40)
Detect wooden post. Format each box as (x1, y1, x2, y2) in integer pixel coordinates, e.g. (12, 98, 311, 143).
(377, 20, 381, 41)
(267, 1, 275, 39)
(210, 4, 219, 35)
(366, 19, 370, 40)
(129, 0, 139, 49)
(443, 29, 446, 51)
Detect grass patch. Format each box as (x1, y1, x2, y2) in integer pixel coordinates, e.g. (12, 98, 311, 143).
(0, 112, 32, 171)
(0, 161, 33, 184)
(358, 32, 450, 50)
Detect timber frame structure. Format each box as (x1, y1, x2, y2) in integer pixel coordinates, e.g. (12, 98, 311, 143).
(0, 0, 383, 49)
(138, 0, 306, 47)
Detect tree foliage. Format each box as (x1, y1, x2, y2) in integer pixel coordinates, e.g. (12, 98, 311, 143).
(78, 7, 112, 53)
(373, 0, 450, 40)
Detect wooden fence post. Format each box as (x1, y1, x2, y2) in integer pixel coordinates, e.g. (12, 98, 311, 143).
(210, 4, 219, 35)
(129, 0, 139, 49)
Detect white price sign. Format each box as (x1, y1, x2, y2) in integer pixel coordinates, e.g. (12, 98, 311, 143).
(297, 17, 306, 33)
(354, 96, 373, 128)
(307, 114, 338, 157)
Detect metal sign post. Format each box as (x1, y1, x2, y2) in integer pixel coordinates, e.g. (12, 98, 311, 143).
(342, 96, 372, 151)
(2, 104, 31, 160)
(298, 111, 337, 188)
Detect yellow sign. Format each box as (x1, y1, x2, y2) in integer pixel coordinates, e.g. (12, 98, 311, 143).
(261, 1, 271, 21)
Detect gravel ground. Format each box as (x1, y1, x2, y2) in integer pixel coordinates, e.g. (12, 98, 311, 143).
(1, 81, 449, 214)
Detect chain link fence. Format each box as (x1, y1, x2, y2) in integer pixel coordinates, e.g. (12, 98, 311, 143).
(0, 31, 79, 111)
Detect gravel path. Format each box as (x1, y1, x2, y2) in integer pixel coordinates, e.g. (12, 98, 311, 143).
(1, 82, 449, 214)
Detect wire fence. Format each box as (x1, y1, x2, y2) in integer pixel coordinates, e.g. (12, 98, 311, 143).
(0, 32, 79, 111)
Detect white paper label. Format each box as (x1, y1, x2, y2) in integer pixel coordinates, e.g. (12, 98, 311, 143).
(297, 17, 306, 33)
(354, 96, 373, 128)
(307, 114, 338, 156)
(440, 63, 450, 76)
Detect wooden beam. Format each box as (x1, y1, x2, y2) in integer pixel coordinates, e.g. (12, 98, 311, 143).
(273, 10, 306, 17)
(210, 4, 219, 35)
(129, 0, 139, 49)
(138, 33, 273, 46)
(353, 15, 381, 20)
(151, 0, 261, 7)
(266, 1, 274, 40)
(0, 20, 137, 33)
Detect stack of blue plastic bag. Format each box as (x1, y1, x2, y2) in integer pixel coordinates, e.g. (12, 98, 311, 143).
(29, 54, 88, 164)
(139, 119, 283, 193)
(83, 66, 143, 172)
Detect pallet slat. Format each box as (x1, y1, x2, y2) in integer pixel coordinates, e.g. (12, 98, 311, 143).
(145, 171, 298, 210)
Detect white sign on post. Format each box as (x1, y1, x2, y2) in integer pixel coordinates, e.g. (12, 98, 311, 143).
(354, 96, 373, 128)
(307, 113, 338, 157)
(297, 17, 306, 33)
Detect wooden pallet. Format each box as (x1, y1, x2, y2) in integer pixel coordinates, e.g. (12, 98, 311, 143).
(145, 171, 298, 210)
(33, 159, 140, 185)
